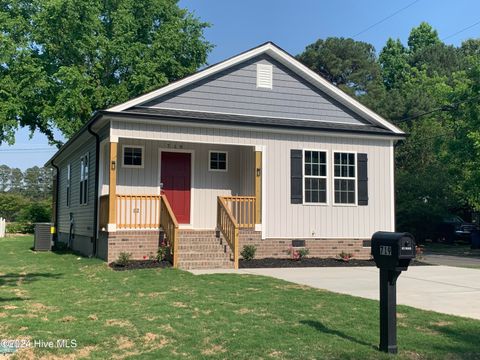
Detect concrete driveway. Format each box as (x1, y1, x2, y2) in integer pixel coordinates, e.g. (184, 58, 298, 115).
(191, 265, 480, 320)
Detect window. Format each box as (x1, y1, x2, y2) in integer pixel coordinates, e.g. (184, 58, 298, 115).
(123, 146, 143, 168)
(334, 152, 356, 204)
(303, 150, 327, 204)
(209, 151, 228, 171)
(66, 164, 71, 207)
(79, 153, 89, 205)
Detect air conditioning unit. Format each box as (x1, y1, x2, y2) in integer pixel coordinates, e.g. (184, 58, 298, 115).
(34, 223, 53, 251)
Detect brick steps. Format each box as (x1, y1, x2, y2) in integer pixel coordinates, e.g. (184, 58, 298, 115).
(177, 230, 233, 270)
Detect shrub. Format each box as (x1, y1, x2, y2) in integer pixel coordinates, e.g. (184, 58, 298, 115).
(6, 222, 33, 234)
(241, 245, 257, 261)
(338, 251, 353, 262)
(156, 241, 168, 262)
(289, 246, 309, 260)
(18, 201, 51, 223)
(117, 252, 132, 266)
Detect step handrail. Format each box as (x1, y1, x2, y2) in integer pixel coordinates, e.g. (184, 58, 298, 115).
(160, 195, 179, 268)
(217, 196, 239, 270)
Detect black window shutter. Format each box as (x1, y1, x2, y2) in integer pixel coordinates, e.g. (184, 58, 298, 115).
(357, 153, 368, 206)
(291, 149, 303, 204)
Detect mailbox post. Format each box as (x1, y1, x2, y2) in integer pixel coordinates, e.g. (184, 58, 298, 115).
(371, 232, 416, 354)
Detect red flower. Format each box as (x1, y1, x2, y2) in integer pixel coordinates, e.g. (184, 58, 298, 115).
(143, 256, 147, 260)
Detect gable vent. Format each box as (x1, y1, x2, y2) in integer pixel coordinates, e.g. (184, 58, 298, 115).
(256, 64, 273, 89)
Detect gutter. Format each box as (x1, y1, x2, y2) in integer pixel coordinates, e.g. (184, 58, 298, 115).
(87, 123, 100, 257)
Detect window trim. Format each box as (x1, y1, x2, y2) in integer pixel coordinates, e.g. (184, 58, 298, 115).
(122, 145, 144, 169)
(66, 164, 71, 207)
(333, 151, 357, 206)
(302, 149, 329, 206)
(79, 153, 89, 206)
(208, 150, 228, 172)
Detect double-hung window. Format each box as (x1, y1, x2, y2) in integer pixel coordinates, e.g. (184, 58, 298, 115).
(66, 164, 71, 207)
(334, 152, 356, 204)
(79, 153, 89, 205)
(303, 150, 327, 204)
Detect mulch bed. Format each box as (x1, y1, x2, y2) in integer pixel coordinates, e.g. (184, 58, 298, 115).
(239, 257, 431, 268)
(109, 260, 172, 271)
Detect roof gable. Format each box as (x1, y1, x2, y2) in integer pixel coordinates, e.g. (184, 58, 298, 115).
(108, 42, 404, 135)
(140, 54, 368, 126)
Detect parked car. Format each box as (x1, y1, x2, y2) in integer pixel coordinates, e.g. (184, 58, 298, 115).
(437, 216, 479, 243)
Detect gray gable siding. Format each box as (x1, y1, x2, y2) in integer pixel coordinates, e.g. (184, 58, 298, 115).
(143, 54, 368, 125)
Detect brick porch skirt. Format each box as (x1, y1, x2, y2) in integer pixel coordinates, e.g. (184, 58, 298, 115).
(239, 232, 371, 260)
(99, 229, 371, 263)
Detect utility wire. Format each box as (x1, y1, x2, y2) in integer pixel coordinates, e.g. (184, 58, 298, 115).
(442, 19, 480, 41)
(0, 148, 56, 153)
(352, 0, 421, 38)
(392, 93, 480, 124)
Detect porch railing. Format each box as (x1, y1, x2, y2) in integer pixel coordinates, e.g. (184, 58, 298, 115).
(217, 197, 239, 270)
(221, 196, 256, 228)
(116, 195, 161, 229)
(160, 195, 179, 268)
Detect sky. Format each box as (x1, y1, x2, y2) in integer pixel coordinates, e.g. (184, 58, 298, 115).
(1, 0, 479, 170)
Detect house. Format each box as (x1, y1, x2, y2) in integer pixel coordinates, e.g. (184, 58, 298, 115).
(46, 42, 405, 269)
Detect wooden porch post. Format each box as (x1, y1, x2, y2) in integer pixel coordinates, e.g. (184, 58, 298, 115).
(108, 141, 117, 231)
(255, 151, 262, 224)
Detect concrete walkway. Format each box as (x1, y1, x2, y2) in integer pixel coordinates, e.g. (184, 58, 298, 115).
(191, 266, 480, 320)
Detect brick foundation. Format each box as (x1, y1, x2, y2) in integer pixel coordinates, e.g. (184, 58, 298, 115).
(240, 231, 371, 260)
(100, 229, 372, 264)
(104, 230, 161, 263)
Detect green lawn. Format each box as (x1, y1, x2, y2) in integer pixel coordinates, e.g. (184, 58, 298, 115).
(1, 236, 480, 359)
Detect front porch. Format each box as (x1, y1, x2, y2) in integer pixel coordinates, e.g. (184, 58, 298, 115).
(97, 138, 263, 269)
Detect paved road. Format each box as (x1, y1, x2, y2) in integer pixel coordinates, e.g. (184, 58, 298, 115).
(191, 266, 480, 320)
(423, 254, 480, 268)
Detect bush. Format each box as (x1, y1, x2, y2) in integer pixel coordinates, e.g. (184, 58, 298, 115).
(117, 252, 132, 266)
(18, 201, 51, 223)
(338, 251, 353, 262)
(289, 246, 309, 260)
(6, 222, 34, 234)
(0, 193, 28, 222)
(156, 241, 168, 262)
(241, 245, 257, 261)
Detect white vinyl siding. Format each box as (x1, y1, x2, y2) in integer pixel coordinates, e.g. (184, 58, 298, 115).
(112, 120, 395, 238)
(333, 152, 356, 205)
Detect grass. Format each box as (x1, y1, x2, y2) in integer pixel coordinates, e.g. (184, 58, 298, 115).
(1, 236, 480, 359)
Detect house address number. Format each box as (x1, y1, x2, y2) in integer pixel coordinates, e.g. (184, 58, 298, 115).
(380, 245, 392, 256)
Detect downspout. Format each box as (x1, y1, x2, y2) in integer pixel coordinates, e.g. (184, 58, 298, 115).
(87, 124, 100, 257)
(51, 159, 60, 246)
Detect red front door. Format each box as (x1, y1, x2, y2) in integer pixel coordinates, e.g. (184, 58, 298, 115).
(161, 152, 191, 224)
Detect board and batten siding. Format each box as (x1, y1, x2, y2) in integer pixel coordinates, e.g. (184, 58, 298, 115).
(56, 134, 97, 238)
(144, 54, 367, 126)
(108, 138, 255, 229)
(111, 120, 394, 239)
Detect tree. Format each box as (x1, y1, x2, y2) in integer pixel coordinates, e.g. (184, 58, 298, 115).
(407, 22, 441, 54)
(0, 0, 212, 144)
(0, 193, 28, 222)
(0, 165, 11, 192)
(297, 37, 383, 97)
(379, 38, 410, 90)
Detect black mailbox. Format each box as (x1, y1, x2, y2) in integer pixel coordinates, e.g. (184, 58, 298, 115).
(371, 231, 416, 354)
(371, 232, 416, 271)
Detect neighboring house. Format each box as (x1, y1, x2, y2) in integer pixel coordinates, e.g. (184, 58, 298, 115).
(46, 42, 405, 269)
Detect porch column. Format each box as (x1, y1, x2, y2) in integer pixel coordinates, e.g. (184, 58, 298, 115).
(255, 150, 262, 224)
(108, 141, 118, 232)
